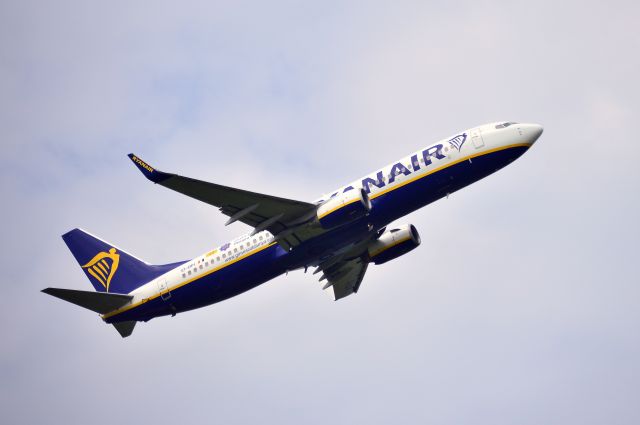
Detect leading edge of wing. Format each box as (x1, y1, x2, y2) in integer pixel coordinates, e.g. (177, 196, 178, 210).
(127, 153, 315, 209)
(126, 153, 318, 239)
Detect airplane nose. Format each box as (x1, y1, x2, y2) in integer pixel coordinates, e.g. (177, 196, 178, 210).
(521, 123, 543, 145)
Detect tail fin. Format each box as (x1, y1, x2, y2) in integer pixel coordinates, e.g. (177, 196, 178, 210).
(62, 228, 181, 294)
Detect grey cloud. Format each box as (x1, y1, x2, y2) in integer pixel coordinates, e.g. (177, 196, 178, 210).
(1, 1, 639, 424)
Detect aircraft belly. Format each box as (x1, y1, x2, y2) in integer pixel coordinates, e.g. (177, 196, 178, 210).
(107, 243, 289, 322)
(171, 246, 288, 313)
(367, 145, 529, 227)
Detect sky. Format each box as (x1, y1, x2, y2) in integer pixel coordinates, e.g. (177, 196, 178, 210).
(1, 0, 639, 424)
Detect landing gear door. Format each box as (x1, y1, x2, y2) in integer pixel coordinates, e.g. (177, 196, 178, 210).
(471, 128, 484, 149)
(157, 277, 171, 301)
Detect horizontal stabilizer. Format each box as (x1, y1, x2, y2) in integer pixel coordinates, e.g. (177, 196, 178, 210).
(113, 321, 136, 338)
(42, 288, 132, 314)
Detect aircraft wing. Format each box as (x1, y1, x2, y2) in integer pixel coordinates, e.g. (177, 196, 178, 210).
(128, 154, 318, 241)
(318, 256, 369, 300)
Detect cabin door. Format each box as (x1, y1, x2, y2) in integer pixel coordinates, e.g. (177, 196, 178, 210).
(157, 278, 172, 301)
(471, 128, 484, 149)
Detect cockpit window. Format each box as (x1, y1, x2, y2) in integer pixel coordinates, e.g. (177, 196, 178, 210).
(495, 122, 517, 129)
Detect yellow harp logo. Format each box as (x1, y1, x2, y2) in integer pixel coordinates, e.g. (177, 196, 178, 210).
(82, 248, 120, 292)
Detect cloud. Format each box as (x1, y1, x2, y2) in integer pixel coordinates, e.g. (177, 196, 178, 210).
(1, 1, 639, 424)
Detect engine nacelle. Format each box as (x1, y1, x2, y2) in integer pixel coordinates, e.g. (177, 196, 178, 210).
(368, 224, 421, 265)
(317, 188, 372, 229)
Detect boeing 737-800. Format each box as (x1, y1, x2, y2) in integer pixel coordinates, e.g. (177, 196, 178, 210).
(43, 122, 543, 337)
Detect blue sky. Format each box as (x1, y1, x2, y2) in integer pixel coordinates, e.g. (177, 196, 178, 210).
(2, 1, 639, 424)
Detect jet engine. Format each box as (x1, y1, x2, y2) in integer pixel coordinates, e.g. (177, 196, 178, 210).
(368, 224, 421, 265)
(317, 188, 372, 229)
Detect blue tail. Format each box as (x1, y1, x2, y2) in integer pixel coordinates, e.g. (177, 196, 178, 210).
(62, 228, 184, 294)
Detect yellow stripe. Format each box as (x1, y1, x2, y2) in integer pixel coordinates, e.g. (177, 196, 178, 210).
(102, 242, 278, 319)
(319, 144, 529, 218)
(100, 259, 110, 271)
(93, 265, 107, 281)
(369, 143, 532, 201)
(318, 197, 361, 220)
(97, 262, 108, 275)
(87, 268, 106, 286)
(367, 145, 530, 256)
(370, 236, 412, 258)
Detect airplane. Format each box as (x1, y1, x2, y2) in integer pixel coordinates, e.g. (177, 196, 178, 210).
(43, 121, 543, 337)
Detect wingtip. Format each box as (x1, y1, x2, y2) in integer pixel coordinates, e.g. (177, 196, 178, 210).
(128, 154, 169, 183)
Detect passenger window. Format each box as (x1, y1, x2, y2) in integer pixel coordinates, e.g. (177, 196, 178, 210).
(205, 262, 208, 266)
(222, 254, 226, 259)
(188, 270, 191, 275)
(234, 248, 238, 253)
(182, 273, 186, 278)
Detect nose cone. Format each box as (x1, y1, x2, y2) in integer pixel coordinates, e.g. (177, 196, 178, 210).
(521, 123, 544, 145)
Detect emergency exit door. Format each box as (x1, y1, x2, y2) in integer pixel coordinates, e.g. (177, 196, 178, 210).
(157, 278, 171, 301)
(470, 128, 484, 149)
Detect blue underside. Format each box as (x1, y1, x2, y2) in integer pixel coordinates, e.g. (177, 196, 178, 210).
(106, 145, 529, 323)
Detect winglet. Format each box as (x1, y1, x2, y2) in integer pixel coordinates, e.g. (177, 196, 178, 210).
(127, 153, 171, 183)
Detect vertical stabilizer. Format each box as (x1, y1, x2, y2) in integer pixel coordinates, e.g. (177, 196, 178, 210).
(62, 228, 184, 294)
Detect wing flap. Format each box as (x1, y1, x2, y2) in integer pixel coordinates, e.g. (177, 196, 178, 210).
(317, 257, 369, 301)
